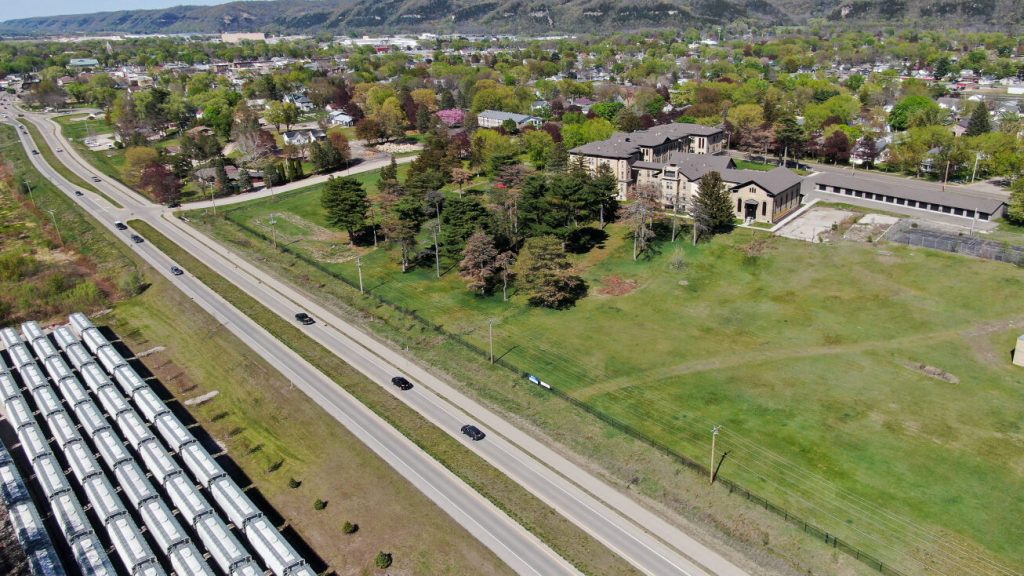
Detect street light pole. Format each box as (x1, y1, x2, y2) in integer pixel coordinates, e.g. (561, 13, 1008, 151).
(23, 179, 35, 206)
(488, 318, 495, 363)
(432, 223, 441, 279)
(47, 209, 63, 246)
(710, 425, 721, 485)
(356, 255, 364, 294)
(269, 214, 277, 249)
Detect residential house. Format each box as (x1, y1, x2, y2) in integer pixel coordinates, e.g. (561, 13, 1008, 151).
(282, 129, 326, 147)
(283, 93, 314, 113)
(476, 110, 542, 129)
(328, 111, 355, 126)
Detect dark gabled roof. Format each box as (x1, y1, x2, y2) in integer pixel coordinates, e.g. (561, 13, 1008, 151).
(569, 122, 724, 158)
(723, 167, 803, 195)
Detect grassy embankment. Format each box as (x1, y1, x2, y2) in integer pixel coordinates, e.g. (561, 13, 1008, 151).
(0, 122, 520, 576)
(189, 173, 1024, 576)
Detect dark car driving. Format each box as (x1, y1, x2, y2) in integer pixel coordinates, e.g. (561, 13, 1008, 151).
(130, 235, 144, 243)
(294, 312, 315, 325)
(460, 425, 486, 441)
(170, 266, 184, 276)
(391, 376, 413, 390)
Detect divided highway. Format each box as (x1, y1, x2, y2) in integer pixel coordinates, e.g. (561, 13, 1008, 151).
(2, 110, 579, 576)
(11, 101, 753, 576)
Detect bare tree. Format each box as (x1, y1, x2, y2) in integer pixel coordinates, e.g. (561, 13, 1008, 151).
(458, 231, 499, 294)
(494, 251, 517, 302)
(624, 183, 661, 260)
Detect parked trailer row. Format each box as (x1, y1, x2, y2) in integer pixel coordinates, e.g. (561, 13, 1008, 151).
(75, 317, 315, 576)
(0, 326, 22, 347)
(49, 324, 242, 575)
(0, 441, 66, 576)
(9, 328, 210, 576)
(10, 418, 115, 575)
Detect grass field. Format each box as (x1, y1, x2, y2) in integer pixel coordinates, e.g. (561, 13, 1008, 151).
(191, 182, 1024, 576)
(53, 114, 126, 184)
(0, 123, 523, 576)
(130, 219, 645, 576)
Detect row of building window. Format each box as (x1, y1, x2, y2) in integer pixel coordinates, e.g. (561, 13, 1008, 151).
(816, 184, 990, 220)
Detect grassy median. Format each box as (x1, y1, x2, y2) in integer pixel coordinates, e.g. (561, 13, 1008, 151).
(129, 219, 644, 576)
(17, 117, 123, 208)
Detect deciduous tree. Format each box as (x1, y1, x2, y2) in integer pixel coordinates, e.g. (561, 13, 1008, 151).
(459, 231, 499, 294)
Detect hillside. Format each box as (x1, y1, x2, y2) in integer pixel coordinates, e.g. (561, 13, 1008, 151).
(1, 0, 1022, 36)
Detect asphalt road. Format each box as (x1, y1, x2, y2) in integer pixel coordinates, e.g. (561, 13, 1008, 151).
(2, 108, 579, 576)
(11, 98, 752, 576)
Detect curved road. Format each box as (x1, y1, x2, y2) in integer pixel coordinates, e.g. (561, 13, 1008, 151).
(10, 98, 752, 576)
(2, 107, 578, 576)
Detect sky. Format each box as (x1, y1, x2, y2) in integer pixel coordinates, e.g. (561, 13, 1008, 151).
(3, 0, 234, 22)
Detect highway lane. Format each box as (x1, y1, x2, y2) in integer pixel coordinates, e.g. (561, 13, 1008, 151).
(1, 111, 581, 576)
(18, 103, 754, 576)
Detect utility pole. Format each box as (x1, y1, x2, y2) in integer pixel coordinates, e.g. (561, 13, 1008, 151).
(269, 214, 277, 249)
(356, 255, 364, 294)
(432, 223, 441, 278)
(488, 318, 495, 363)
(210, 186, 217, 215)
(47, 209, 63, 246)
(971, 152, 980, 183)
(942, 160, 951, 191)
(710, 425, 721, 485)
(23, 180, 35, 206)
(369, 205, 378, 247)
(671, 191, 680, 242)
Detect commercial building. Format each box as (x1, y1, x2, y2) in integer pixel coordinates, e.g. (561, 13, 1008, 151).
(476, 110, 542, 129)
(810, 172, 1007, 221)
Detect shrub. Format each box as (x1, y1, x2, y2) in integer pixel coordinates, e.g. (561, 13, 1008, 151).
(342, 521, 358, 534)
(288, 478, 301, 489)
(374, 551, 392, 569)
(313, 499, 327, 510)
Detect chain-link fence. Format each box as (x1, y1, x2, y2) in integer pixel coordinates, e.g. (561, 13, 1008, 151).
(886, 221, 1024, 265)
(225, 212, 915, 575)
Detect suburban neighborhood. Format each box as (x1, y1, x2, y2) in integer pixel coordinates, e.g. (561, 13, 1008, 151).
(0, 7, 1023, 576)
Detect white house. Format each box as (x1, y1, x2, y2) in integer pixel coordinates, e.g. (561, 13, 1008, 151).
(283, 93, 314, 113)
(476, 110, 542, 130)
(328, 111, 355, 126)
(282, 129, 326, 147)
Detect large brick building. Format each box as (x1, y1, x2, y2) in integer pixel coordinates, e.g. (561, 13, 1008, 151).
(570, 124, 802, 224)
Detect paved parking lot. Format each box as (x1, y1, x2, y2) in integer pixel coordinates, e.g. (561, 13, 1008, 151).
(775, 206, 855, 243)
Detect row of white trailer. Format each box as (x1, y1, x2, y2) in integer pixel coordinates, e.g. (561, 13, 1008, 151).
(0, 438, 66, 576)
(0, 314, 315, 576)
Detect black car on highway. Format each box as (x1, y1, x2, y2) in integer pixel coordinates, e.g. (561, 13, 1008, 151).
(295, 312, 315, 325)
(74, 190, 83, 196)
(460, 425, 486, 441)
(170, 266, 184, 276)
(391, 376, 413, 390)
(130, 235, 144, 244)
(114, 221, 128, 230)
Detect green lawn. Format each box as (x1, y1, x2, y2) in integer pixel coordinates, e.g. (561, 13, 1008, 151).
(190, 182, 1024, 576)
(130, 219, 643, 576)
(54, 113, 128, 183)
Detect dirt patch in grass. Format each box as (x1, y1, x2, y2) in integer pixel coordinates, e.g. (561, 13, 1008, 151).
(598, 275, 638, 296)
(900, 360, 960, 384)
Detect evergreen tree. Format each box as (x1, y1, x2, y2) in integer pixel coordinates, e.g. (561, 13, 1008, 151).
(966, 102, 991, 137)
(440, 197, 492, 261)
(321, 177, 370, 239)
(548, 142, 569, 173)
(512, 235, 586, 309)
(591, 163, 619, 226)
(416, 104, 432, 133)
(692, 171, 734, 242)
